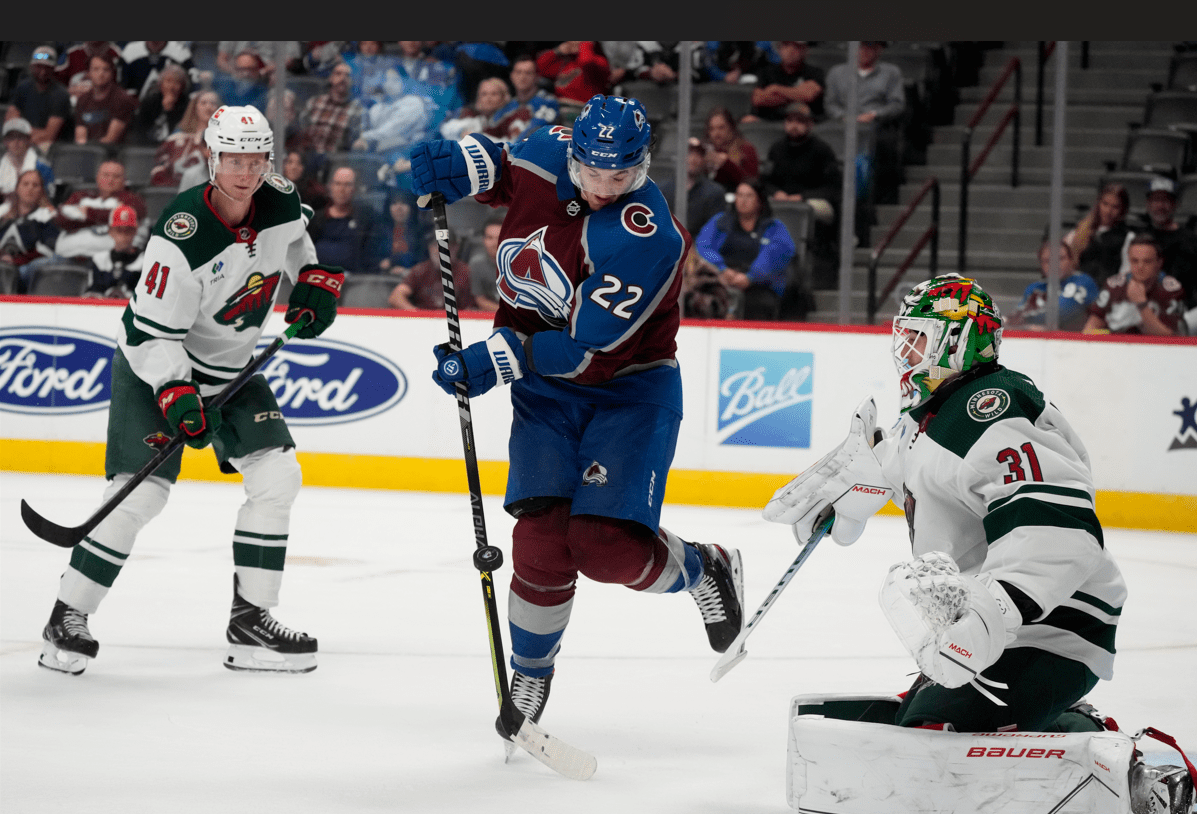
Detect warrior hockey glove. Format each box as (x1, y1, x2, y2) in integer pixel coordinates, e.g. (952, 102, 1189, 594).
(432, 328, 525, 398)
(156, 379, 222, 449)
(410, 135, 503, 206)
(286, 264, 344, 339)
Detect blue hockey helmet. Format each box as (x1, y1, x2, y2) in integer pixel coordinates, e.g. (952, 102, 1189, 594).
(568, 94, 652, 194)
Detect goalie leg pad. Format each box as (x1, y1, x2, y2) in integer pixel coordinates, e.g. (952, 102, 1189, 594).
(787, 715, 1136, 813)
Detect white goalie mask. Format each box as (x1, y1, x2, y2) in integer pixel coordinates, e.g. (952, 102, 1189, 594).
(204, 104, 274, 197)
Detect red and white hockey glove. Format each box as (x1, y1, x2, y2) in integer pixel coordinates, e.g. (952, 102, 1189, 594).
(286, 264, 344, 339)
(156, 379, 222, 449)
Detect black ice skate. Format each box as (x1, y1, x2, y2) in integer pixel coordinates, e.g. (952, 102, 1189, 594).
(224, 577, 317, 673)
(690, 543, 744, 653)
(496, 670, 553, 741)
(38, 599, 99, 675)
(1131, 759, 1195, 814)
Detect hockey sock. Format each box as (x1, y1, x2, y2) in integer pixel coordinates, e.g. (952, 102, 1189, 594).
(229, 448, 301, 608)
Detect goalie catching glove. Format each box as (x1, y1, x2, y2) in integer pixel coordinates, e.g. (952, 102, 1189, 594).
(156, 380, 222, 449)
(879, 552, 1022, 692)
(285, 264, 344, 339)
(432, 327, 527, 398)
(763, 396, 894, 545)
(411, 135, 503, 206)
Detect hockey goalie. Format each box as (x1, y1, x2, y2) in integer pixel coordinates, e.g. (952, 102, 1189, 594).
(764, 274, 1194, 813)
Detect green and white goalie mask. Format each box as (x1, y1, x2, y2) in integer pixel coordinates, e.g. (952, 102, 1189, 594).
(892, 274, 1003, 412)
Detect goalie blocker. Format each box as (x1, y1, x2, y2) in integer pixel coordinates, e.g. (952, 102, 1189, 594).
(786, 694, 1195, 814)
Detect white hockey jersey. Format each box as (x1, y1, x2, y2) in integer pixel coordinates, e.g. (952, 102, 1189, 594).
(874, 365, 1126, 680)
(117, 174, 317, 396)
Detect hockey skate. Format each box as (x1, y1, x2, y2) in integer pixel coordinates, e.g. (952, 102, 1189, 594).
(38, 599, 99, 675)
(496, 670, 553, 741)
(224, 577, 317, 673)
(1131, 759, 1195, 814)
(690, 543, 744, 653)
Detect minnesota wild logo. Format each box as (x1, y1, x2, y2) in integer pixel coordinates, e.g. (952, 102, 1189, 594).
(215, 271, 281, 331)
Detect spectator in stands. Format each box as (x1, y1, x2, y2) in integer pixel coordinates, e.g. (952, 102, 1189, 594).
(352, 69, 438, 158)
(824, 41, 906, 204)
(627, 41, 718, 85)
(1069, 181, 1133, 289)
(1, 119, 54, 197)
(56, 41, 124, 98)
(345, 41, 399, 109)
(5, 46, 73, 153)
(296, 60, 365, 154)
(762, 102, 840, 223)
(703, 106, 760, 192)
(73, 55, 138, 146)
(149, 90, 221, 188)
(82, 205, 143, 299)
(266, 88, 302, 153)
(536, 41, 610, 120)
(705, 41, 770, 85)
(440, 77, 511, 141)
(282, 150, 329, 212)
(387, 230, 475, 311)
(655, 136, 729, 238)
(393, 41, 462, 122)
(307, 167, 382, 274)
(0, 169, 61, 290)
(176, 140, 211, 194)
(694, 178, 797, 320)
(490, 55, 559, 144)
(377, 188, 426, 276)
(1006, 239, 1099, 332)
(54, 159, 148, 262)
(680, 249, 731, 320)
(468, 211, 505, 312)
(1083, 234, 1185, 336)
(129, 63, 191, 146)
(1137, 176, 1197, 310)
(600, 41, 643, 90)
(216, 41, 301, 83)
(746, 41, 825, 122)
(212, 50, 271, 111)
(121, 41, 198, 100)
(300, 41, 349, 78)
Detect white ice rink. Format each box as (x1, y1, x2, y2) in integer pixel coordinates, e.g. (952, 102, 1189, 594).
(2, 471, 1194, 813)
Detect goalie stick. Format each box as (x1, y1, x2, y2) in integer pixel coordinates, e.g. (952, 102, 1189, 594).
(20, 314, 313, 549)
(423, 192, 597, 781)
(710, 507, 834, 682)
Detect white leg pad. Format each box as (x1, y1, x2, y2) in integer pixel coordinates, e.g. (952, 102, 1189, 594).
(788, 712, 1136, 813)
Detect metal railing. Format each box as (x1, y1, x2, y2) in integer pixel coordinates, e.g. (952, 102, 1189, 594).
(1037, 41, 1090, 146)
(958, 56, 1021, 273)
(866, 177, 940, 324)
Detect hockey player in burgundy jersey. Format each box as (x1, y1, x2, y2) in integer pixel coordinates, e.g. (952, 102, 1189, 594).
(412, 95, 745, 737)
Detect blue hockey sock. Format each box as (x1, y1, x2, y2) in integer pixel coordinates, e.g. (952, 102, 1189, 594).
(664, 543, 704, 593)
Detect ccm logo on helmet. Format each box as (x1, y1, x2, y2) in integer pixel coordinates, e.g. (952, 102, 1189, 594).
(621, 203, 657, 237)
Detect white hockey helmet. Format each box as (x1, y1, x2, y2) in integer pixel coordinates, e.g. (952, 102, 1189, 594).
(204, 104, 274, 189)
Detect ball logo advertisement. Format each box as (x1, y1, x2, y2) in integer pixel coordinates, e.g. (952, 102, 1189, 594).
(255, 335, 406, 425)
(0, 327, 115, 414)
(717, 349, 813, 448)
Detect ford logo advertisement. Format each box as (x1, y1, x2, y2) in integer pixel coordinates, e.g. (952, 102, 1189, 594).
(256, 335, 407, 425)
(717, 349, 813, 448)
(0, 327, 115, 414)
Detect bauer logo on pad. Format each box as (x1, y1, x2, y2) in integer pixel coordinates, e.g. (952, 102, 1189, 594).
(716, 349, 813, 448)
(0, 327, 115, 414)
(255, 336, 406, 425)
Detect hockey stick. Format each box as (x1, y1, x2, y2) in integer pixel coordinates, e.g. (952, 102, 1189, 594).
(423, 192, 597, 781)
(20, 314, 312, 549)
(710, 507, 835, 682)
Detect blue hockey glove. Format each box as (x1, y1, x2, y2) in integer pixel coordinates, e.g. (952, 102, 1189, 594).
(432, 328, 525, 398)
(411, 135, 503, 207)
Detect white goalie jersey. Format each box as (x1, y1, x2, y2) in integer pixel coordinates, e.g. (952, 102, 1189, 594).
(117, 175, 317, 395)
(873, 365, 1127, 680)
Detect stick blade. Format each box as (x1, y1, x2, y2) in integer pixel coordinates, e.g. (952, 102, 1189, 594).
(20, 500, 86, 548)
(710, 644, 749, 683)
(511, 719, 597, 781)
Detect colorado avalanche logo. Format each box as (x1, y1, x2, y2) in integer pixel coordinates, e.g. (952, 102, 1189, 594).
(495, 227, 574, 327)
(621, 203, 657, 237)
(583, 461, 608, 486)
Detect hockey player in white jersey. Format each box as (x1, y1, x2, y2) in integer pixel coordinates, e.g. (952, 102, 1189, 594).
(765, 274, 1194, 812)
(38, 105, 345, 676)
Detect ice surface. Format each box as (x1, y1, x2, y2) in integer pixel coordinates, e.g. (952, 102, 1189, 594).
(3, 472, 1193, 812)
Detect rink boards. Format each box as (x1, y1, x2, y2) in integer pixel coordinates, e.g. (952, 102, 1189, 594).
(1, 297, 1194, 531)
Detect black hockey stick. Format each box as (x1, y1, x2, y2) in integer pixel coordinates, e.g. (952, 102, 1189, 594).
(20, 314, 312, 549)
(423, 191, 596, 781)
(710, 507, 835, 682)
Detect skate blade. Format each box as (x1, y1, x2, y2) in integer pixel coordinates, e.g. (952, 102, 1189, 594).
(37, 640, 90, 675)
(224, 644, 317, 674)
(503, 740, 517, 763)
